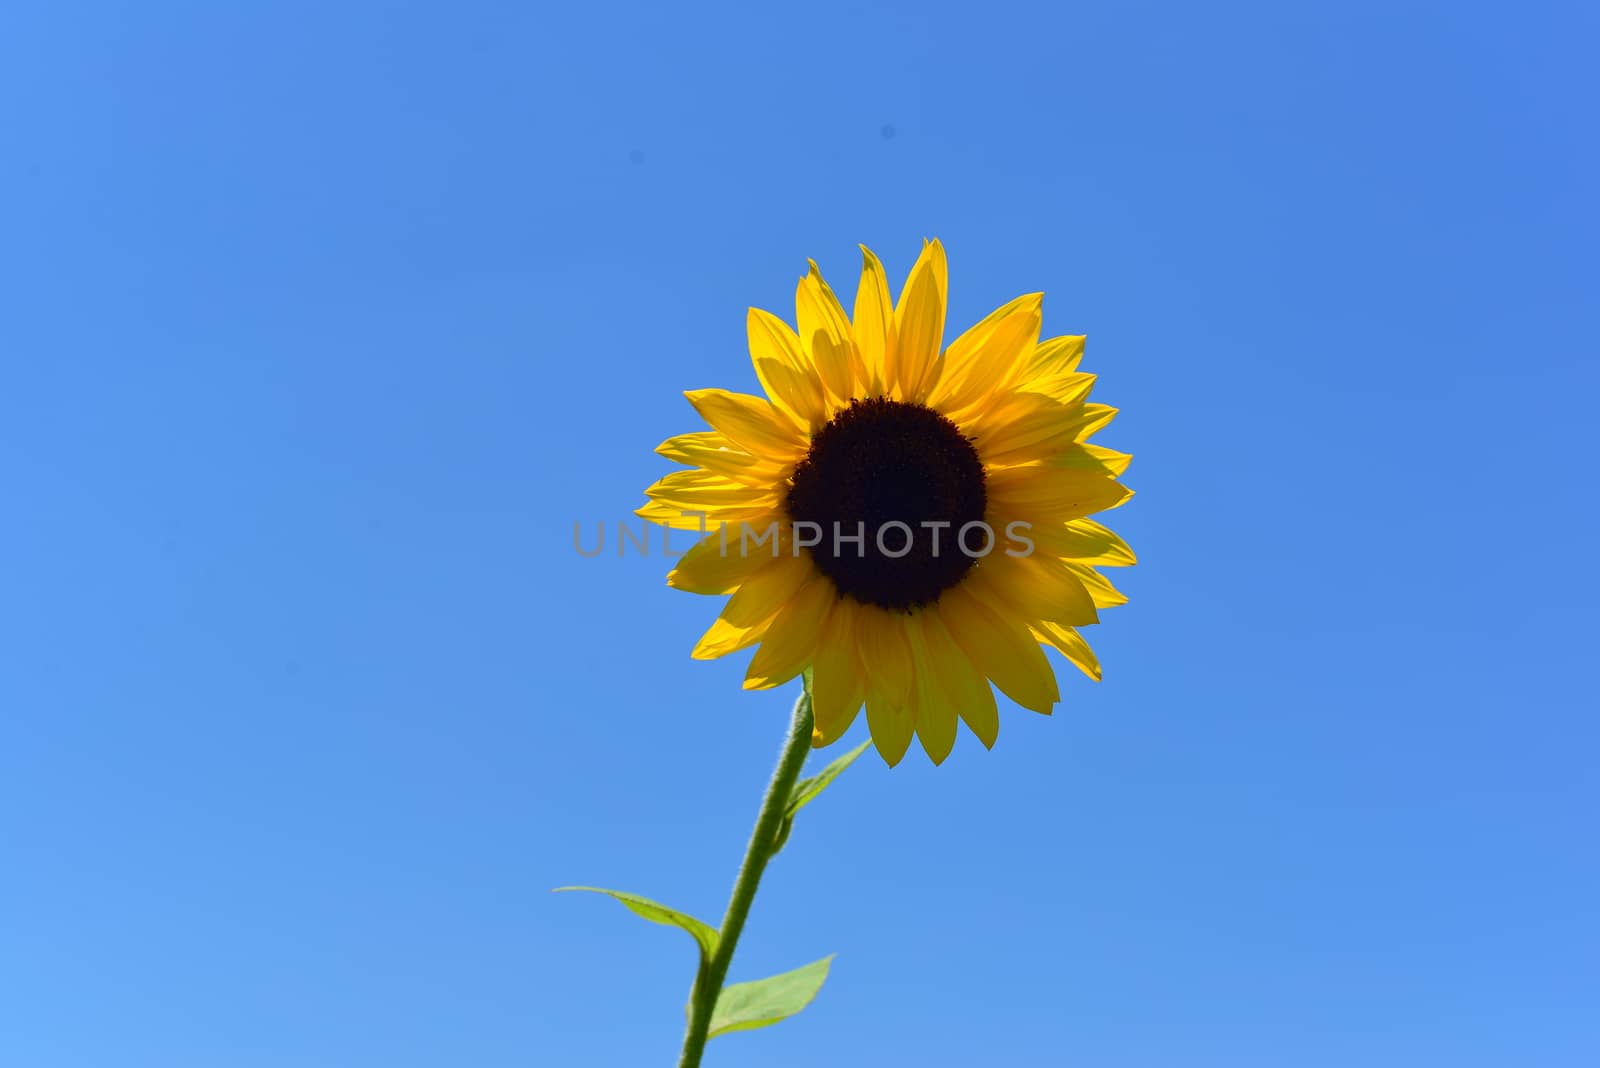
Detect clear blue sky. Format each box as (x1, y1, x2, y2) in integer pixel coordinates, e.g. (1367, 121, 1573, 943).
(2, 2, 1596, 1065)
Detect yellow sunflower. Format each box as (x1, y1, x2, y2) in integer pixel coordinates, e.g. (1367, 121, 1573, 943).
(639, 241, 1134, 765)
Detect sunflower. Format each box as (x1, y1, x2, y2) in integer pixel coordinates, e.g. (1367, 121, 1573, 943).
(639, 241, 1134, 765)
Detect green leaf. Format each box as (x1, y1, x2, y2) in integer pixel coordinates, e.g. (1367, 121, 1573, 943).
(553, 886, 719, 959)
(786, 740, 872, 819)
(770, 738, 872, 854)
(709, 955, 835, 1039)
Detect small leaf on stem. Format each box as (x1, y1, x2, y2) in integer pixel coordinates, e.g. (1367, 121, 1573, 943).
(709, 955, 835, 1039)
(786, 740, 872, 819)
(553, 886, 719, 959)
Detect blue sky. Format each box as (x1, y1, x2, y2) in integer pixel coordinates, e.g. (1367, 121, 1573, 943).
(2, 2, 1596, 1065)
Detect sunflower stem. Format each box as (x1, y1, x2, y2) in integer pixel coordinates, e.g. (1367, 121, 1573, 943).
(677, 684, 815, 1068)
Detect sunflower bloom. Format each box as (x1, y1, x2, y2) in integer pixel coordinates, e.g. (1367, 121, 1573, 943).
(640, 242, 1134, 765)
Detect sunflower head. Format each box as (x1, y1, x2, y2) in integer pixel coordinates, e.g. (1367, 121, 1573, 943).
(639, 241, 1134, 765)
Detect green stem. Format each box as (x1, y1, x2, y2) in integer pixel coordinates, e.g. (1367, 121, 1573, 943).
(677, 685, 815, 1068)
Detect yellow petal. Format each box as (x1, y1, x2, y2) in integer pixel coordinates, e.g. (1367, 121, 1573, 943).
(691, 552, 812, 659)
(986, 465, 1133, 521)
(655, 430, 752, 466)
(795, 263, 856, 404)
(938, 583, 1059, 715)
(654, 432, 775, 485)
(684, 388, 807, 462)
(857, 606, 912, 702)
(1029, 334, 1086, 377)
(852, 245, 893, 396)
(968, 392, 1080, 458)
(1064, 562, 1128, 609)
(1083, 443, 1134, 476)
(667, 527, 789, 594)
(1032, 621, 1102, 681)
(644, 469, 777, 510)
(1058, 403, 1119, 442)
(811, 597, 866, 746)
(926, 293, 1042, 416)
(639, 473, 783, 532)
(857, 607, 915, 765)
(748, 308, 825, 427)
(691, 613, 774, 661)
(970, 397, 1120, 463)
(1021, 441, 1121, 476)
(890, 239, 947, 402)
(1020, 370, 1096, 408)
(745, 576, 835, 689)
(1029, 518, 1137, 567)
(974, 554, 1099, 627)
(755, 357, 828, 431)
(906, 611, 958, 764)
(865, 691, 913, 767)
(922, 607, 999, 748)
(635, 498, 778, 532)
